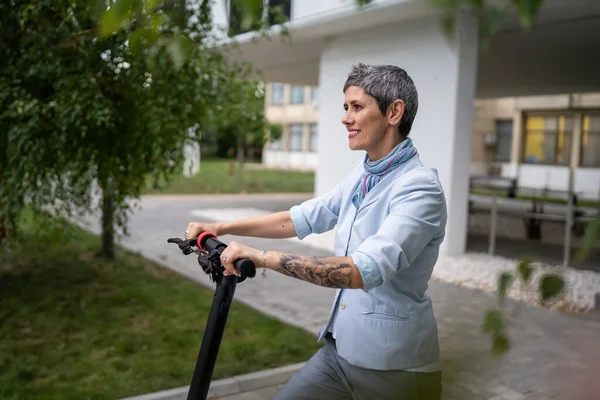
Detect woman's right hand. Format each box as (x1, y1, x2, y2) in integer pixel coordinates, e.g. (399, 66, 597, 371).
(185, 221, 222, 240)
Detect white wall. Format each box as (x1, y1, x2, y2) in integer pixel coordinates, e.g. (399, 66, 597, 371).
(210, 0, 228, 28)
(263, 150, 318, 171)
(317, 12, 479, 256)
(576, 169, 600, 200)
(292, 0, 349, 21)
(500, 163, 600, 200)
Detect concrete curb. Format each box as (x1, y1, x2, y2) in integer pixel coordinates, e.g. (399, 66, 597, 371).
(120, 362, 305, 400)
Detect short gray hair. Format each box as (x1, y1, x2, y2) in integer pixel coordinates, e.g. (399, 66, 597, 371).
(343, 63, 418, 137)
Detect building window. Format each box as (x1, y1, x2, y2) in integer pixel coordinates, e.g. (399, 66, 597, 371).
(288, 124, 304, 151)
(270, 83, 284, 105)
(581, 113, 600, 168)
(267, 0, 292, 26)
(309, 123, 318, 152)
(494, 120, 513, 162)
(228, 0, 291, 36)
(311, 87, 319, 106)
(522, 114, 572, 165)
(228, 0, 263, 36)
(290, 86, 304, 104)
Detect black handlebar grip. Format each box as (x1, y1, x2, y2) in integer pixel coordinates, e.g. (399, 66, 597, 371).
(197, 233, 256, 279)
(234, 258, 256, 279)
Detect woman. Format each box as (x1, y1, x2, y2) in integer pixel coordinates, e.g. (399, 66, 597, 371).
(185, 63, 446, 400)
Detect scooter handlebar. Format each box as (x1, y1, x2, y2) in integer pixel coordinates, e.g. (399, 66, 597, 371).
(197, 232, 256, 280)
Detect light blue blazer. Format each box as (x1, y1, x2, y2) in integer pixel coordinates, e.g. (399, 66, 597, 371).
(290, 154, 447, 371)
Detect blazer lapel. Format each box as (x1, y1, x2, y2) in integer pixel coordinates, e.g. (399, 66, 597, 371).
(355, 156, 423, 214)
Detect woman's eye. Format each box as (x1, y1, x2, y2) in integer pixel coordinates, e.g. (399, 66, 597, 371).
(354, 105, 361, 111)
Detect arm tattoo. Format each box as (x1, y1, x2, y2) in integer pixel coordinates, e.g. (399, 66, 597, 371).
(275, 255, 355, 288)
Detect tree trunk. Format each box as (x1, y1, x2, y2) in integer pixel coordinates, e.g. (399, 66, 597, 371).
(0, 134, 6, 242)
(236, 133, 245, 191)
(99, 177, 115, 258)
(0, 168, 5, 243)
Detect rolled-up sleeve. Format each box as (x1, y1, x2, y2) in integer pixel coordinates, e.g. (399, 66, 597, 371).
(290, 180, 344, 240)
(351, 171, 446, 289)
(351, 251, 383, 292)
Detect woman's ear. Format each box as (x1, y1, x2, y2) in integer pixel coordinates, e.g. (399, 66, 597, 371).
(388, 99, 405, 127)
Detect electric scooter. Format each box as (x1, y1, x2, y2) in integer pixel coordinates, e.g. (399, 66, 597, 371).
(167, 232, 256, 400)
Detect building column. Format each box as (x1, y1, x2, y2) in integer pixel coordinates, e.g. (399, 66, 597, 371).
(507, 108, 523, 179)
(571, 112, 583, 170)
(316, 11, 479, 256)
(569, 112, 583, 194)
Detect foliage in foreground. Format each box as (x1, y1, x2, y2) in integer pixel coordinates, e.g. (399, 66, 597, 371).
(0, 0, 269, 259)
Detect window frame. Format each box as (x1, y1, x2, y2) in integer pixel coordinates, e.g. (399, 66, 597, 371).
(580, 111, 600, 168)
(493, 119, 513, 162)
(270, 83, 284, 106)
(288, 123, 304, 152)
(521, 111, 574, 166)
(290, 85, 305, 105)
(309, 123, 318, 152)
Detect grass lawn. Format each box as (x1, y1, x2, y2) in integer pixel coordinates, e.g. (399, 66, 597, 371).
(144, 158, 315, 195)
(0, 211, 322, 400)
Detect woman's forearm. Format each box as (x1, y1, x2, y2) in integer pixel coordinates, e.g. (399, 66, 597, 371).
(218, 211, 298, 239)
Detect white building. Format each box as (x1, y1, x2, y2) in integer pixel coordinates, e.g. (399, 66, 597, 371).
(471, 94, 600, 201)
(262, 82, 320, 171)
(211, 0, 600, 257)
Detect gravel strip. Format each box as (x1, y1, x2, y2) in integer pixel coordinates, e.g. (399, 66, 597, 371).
(433, 252, 600, 313)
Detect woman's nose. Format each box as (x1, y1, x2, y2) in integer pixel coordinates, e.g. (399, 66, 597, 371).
(341, 111, 352, 125)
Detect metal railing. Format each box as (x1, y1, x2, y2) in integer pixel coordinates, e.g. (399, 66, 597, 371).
(484, 193, 598, 266)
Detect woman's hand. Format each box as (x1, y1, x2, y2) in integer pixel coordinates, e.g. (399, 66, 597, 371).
(185, 221, 222, 240)
(219, 241, 262, 276)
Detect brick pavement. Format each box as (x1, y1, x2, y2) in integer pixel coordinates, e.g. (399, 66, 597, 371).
(72, 194, 599, 400)
(208, 279, 600, 400)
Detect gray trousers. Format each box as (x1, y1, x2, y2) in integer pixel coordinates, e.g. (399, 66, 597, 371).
(273, 334, 441, 400)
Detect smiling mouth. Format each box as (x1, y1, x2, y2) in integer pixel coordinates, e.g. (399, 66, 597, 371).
(348, 130, 360, 138)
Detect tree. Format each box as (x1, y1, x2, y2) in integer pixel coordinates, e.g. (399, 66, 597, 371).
(0, 0, 267, 257)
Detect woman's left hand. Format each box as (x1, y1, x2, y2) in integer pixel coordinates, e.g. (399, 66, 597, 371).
(219, 241, 262, 276)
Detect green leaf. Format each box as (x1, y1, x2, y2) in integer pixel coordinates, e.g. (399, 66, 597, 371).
(511, 0, 544, 29)
(498, 272, 514, 303)
(517, 258, 533, 284)
(575, 218, 600, 263)
(233, 0, 264, 31)
(539, 274, 565, 303)
(128, 29, 144, 56)
(144, 0, 163, 13)
(98, 0, 141, 37)
(482, 309, 503, 334)
(128, 28, 158, 56)
(479, 5, 507, 50)
(166, 35, 193, 71)
(490, 332, 510, 357)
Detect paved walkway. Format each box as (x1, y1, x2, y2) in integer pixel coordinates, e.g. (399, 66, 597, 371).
(74, 194, 600, 400)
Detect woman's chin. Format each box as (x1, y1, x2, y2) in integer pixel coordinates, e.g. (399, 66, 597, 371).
(348, 140, 362, 151)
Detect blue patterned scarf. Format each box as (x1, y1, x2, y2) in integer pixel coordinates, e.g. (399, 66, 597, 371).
(352, 138, 418, 208)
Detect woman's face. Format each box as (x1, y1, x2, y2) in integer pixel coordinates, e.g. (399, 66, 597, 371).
(341, 86, 401, 161)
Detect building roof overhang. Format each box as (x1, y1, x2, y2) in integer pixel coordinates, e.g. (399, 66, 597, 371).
(222, 0, 600, 98)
